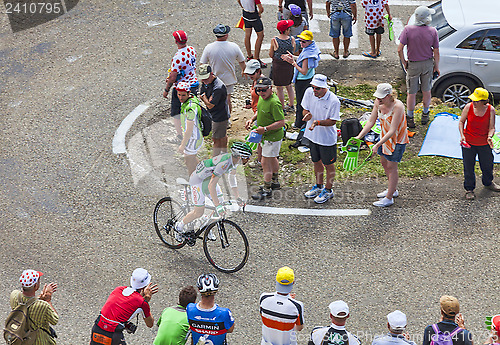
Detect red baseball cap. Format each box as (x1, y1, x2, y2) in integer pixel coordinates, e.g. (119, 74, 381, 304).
(277, 20, 294, 32)
(173, 30, 187, 43)
(493, 315, 500, 333)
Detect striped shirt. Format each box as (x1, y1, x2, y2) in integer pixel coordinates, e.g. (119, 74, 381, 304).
(260, 292, 304, 345)
(378, 101, 409, 155)
(10, 290, 58, 345)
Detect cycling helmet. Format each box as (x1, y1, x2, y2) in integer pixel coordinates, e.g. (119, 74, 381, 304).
(230, 142, 253, 158)
(197, 273, 219, 294)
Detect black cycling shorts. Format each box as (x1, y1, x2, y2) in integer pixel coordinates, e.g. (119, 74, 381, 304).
(242, 10, 264, 32)
(90, 323, 126, 345)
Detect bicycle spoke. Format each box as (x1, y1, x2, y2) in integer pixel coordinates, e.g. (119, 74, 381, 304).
(203, 219, 249, 273)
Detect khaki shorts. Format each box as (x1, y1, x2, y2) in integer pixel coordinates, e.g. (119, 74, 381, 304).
(225, 84, 235, 94)
(262, 139, 282, 158)
(406, 58, 434, 94)
(212, 120, 228, 139)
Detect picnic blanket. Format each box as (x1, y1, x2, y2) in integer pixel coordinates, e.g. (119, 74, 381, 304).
(418, 112, 500, 163)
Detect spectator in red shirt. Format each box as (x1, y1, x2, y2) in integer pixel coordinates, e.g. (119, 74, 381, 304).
(458, 87, 500, 200)
(90, 268, 159, 345)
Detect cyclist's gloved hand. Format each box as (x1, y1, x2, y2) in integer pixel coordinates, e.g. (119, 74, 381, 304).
(216, 205, 226, 217)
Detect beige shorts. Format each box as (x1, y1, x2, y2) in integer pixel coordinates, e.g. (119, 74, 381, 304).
(212, 120, 228, 139)
(225, 84, 235, 94)
(406, 58, 434, 94)
(262, 139, 282, 158)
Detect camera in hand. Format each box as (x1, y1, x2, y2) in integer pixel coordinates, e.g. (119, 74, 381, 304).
(125, 322, 137, 334)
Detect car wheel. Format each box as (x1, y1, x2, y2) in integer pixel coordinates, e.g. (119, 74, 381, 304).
(435, 77, 477, 108)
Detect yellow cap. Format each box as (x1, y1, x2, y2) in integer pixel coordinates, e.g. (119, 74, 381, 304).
(468, 87, 489, 101)
(276, 266, 294, 285)
(297, 30, 313, 41)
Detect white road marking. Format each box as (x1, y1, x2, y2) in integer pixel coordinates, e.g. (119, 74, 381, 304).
(112, 101, 151, 154)
(65, 55, 82, 63)
(388, 0, 433, 5)
(245, 204, 371, 216)
(147, 20, 165, 27)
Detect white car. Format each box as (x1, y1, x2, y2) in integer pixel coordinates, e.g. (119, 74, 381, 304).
(406, 0, 500, 107)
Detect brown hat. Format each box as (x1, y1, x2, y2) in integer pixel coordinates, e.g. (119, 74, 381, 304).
(440, 295, 459, 316)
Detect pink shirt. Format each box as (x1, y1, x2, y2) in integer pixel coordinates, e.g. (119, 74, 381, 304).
(399, 25, 439, 61)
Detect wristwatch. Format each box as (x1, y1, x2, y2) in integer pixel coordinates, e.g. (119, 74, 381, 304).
(264, 127, 268, 132)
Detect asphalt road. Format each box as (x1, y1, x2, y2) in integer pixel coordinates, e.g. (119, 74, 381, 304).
(1, 0, 499, 344)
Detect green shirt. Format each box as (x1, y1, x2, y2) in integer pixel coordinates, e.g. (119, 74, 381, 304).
(153, 305, 189, 345)
(180, 96, 203, 148)
(256, 93, 285, 142)
(10, 290, 58, 345)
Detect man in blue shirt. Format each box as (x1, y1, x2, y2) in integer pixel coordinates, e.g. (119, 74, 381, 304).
(186, 274, 235, 345)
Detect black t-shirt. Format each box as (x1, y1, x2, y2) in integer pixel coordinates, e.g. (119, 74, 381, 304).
(284, 0, 306, 12)
(422, 321, 473, 345)
(200, 77, 229, 122)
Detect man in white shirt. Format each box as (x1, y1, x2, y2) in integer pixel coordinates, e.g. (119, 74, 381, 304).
(259, 266, 304, 345)
(200, 24, 246, 116)
(310, 300, 361, 345)
(301, 74, 341, 204)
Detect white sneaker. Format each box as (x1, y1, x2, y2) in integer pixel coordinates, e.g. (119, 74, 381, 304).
(174, 222, 184, 243)
(376, 189, 399, 198)
(207, 229, 216, 241)
(314, 189, 334, 204)
(305, 185, 323, 198)
(373, 197, 394, 207)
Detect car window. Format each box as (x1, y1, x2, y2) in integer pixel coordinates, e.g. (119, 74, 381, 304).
(477, 29, 500, 52)
(430, 2, 456, 41)
(457, 30, 487, 50)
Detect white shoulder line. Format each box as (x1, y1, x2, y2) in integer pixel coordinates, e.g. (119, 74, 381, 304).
(244, 204, 371, 216)
(112, 100, 152, 154)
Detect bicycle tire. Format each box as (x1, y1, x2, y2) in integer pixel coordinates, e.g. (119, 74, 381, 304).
(153, 197, 187, 249)
(202, 219, 249, 273)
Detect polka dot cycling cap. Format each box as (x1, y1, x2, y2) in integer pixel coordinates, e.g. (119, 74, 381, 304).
(19, 270, 43, 288)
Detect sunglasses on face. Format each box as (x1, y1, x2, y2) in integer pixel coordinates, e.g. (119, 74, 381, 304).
(256, 88, 269, 93)
(312, 86, 322, 91)
(299, 40, 307, 44)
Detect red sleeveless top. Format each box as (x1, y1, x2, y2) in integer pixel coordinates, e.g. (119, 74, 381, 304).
(464, 104, 491, 146)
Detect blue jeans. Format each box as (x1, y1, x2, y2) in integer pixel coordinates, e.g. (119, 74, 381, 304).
(462, 144, 494, 191)
(329, 11, 353, 38)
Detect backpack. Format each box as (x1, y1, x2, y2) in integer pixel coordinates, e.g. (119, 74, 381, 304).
(199, 106, 212, 137)
(4, 295, 38, 345)
(430, 324, 463, 345)
(340, 118, 363, 146)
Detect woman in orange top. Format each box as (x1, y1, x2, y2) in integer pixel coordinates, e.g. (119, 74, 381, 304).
(356, 83, 409, 207)
(458, 87, 499, 200)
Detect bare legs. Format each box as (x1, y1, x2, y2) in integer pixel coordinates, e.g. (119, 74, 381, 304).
(314, 161, 335, 189)
(244, 29, 265, 60)
(380, 156, 399, 199)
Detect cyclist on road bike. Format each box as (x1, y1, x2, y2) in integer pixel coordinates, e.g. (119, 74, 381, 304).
(174, 141, 253, 242)
(186, 274, 235, 345)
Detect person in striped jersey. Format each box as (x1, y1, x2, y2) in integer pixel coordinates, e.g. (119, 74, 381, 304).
(356, 83, 409, 207)
(259, 266, 304, 345)
(10, 269, 58, 345)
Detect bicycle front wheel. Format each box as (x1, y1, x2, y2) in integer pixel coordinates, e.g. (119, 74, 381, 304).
(203, 219, 249, 273)
(153, 197, 186, 249)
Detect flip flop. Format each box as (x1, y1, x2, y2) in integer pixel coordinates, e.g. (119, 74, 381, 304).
(332, 52, 339, 59)
(343, 51, 350, 58)
(376, 51, 381, 57)
(362, 52, 377, 59)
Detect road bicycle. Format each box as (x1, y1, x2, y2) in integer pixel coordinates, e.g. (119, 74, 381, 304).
(153, 178, 249, 273)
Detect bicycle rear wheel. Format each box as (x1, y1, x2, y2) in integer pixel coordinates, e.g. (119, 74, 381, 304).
(202, 219, 249, 273)
(153, 197, 186, 249)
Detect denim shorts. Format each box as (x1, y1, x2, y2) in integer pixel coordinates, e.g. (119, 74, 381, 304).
(329, 11, 353, 38)
(377, 143, 406, 163)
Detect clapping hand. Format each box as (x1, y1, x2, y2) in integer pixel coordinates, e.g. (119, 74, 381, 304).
(39, 282, 57, 302)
